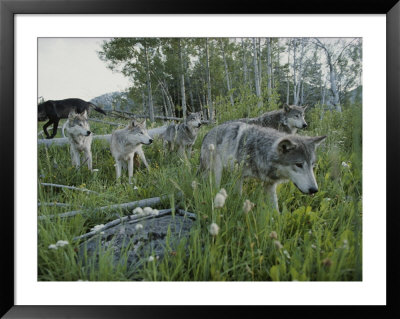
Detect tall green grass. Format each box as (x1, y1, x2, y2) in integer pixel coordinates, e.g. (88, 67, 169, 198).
(38, 102, 362, 281)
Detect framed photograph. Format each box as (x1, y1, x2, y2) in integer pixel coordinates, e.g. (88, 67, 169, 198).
(1, 0, 398, 317)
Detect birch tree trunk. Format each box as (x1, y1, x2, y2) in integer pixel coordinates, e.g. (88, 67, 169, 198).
(314, 38, 342, 112)
(286, 40, 290, 104)
(252, 38, 263, 108)
(327, 55, 341, 111)
(179, 39, 187, 119)
(242, 38, 248, 86)
(258, 38, 262, 88)
(267, 37, 272, 101)
(292, 39, 298, 105)
(205, 38, 214, 121)
(144, 42, 155, 122)
(220, 39, 234, 107)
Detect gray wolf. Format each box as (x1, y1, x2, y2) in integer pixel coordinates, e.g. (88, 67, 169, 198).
(110, 119, 153, 184)
(232, 104, 308, 134)
(199, 122, 326, 212)
(160, 112, 202, 157)
(38, 98, 106, 139)
(65, 110, 93, 171)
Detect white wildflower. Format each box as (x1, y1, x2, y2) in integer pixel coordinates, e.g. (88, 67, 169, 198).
(48, 244, 58, 250)
(143, 207, 153, 215)
(92, 169, 99, 172)
(152, 209, 159, 216)
(311, 244, 317, 249)
(342, 239, 349, 249)
(273, 240, 283, 249)
(132, 207, 143, 215)
(147, 256, 155, 262)
(269, 231, 278, 240)
(341, 161, 350, 168)
(135, 224, 143, 231)
(283, 250, 291, 259)
(90, 224, 104, 232)
(208, 144, 215, 151)
(214, 189, 228, 208)
(243, 199, 255, 214)
(56, 240, 69, 247)
(133, 186, 139, 190)
(191, 180, 198, 190)
(308, 230, 312, 235)
(209, 223, 220, 236)
(214, 193, 226, 208)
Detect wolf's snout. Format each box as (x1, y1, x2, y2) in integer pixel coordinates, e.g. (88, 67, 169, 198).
(86, 131, 91, 136)
(149, 138, 153, 144)
(198, 123, 202, 127)
(303, 123, 308, 128)
(308, 187, 318, 194)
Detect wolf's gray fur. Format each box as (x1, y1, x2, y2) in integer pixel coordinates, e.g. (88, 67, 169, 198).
(65, 110, 93, 171)
(160, 112, 202, 157)
(199, 122, 326, 212)
(110, 120, 153, 184)
(232, 104, 308, 134)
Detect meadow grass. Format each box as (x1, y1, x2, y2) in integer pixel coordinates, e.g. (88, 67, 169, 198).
(37, 104, 362, 281)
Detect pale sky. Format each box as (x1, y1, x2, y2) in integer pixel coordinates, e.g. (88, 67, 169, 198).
(38, 38, 132, 101)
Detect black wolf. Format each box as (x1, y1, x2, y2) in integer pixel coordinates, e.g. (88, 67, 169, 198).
(38, 98, 106, 139)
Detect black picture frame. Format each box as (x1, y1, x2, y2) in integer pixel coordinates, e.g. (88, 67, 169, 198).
(1, 0, 399, 317)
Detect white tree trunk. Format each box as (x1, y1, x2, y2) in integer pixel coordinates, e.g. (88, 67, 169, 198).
(179, 39, 187, 119)
(252, 38, 263, 108)
(220, 40, 234, 107)
(242, 38, 248, 85)
(144, 42, 154, 122)
(267, 37, 272, 101)
(205, 38, 214, 121)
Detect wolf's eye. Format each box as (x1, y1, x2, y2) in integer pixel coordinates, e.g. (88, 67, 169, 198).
(295, 163, 303, 168)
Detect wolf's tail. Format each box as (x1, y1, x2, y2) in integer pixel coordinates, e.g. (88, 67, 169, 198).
(61, 120, 69, 138)
(89, 102, 107, 115)
(148, 125, 168, 139)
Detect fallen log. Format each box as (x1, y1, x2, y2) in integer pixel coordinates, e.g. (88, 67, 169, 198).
(38, 202, 75, 208)
(73, 208, 196, 241)
(38, 124, 166, 147)
(38, 192, 181, 220)
(38, 134, 112, 147)
(41, 183, 99, 194)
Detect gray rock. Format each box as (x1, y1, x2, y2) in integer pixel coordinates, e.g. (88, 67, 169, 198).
(78, 212, 194, 273)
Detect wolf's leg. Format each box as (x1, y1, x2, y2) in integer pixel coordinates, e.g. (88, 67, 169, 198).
(186, 145, 193, 159)
(50, 119, 59, 138)
(265, 183, 279, 213)
(137, 149, 150, 171)
(128, 156, 134, 184)
(70, 147, 77, 167)
(214, 157, 223, 188)
(85, 149, 93, 171)
(178, 145, 186, 158)
(115, 160, 122, 180)
(237, 177, 244, 195)
(43, 120, 53, 139)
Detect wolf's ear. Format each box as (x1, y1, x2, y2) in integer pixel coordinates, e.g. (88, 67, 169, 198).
(140, 119, 147, 128)
(82, 110, 88, 119)
(310, 135, 327, 148)
(68, 111, 76, 119)
(130, 119, 139, 128)
(277, 138, 297, 154)
(283, 104, 291, 113)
